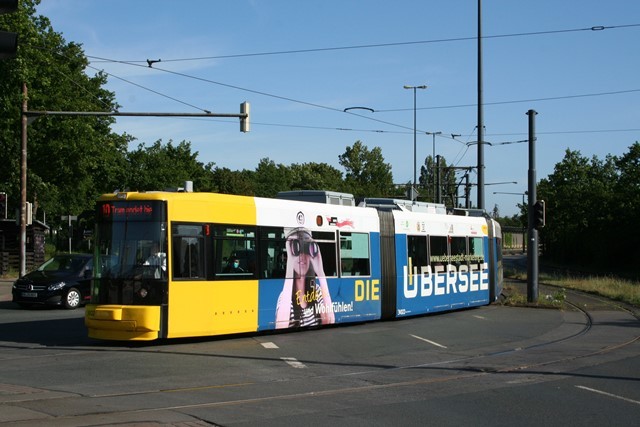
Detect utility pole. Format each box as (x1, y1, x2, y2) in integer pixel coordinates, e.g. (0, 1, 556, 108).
(526, 109, 539, 303)
(20, 83, 27, 276)
(477, 0, 485, 210)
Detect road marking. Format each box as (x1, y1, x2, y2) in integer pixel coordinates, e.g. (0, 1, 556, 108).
(281, 357, 307, 369)
(576, 385, 640, 405)
(409, 334, 448, 349)
(473, 315, 486, 320)
(261, 342, 279, 349)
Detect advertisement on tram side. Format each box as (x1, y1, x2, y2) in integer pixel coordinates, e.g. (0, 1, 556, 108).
(255, 199, 382, 330)
(393, 224, 491, 317)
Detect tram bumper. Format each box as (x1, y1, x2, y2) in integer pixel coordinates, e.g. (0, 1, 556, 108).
(85, 304, 161, 341)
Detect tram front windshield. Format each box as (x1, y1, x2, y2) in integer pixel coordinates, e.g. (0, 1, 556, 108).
(97, 222, 167, 278)
(92, 200, 167, 305)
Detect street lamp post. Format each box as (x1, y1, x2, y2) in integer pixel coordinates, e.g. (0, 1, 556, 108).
(404, 85, 427, 201)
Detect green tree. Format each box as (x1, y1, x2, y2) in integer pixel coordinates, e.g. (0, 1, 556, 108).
(338, 141, 393, 198)
(537, 149, 617, 267)
(611, 142, 640, 266)
(209, 167, 254, 196)
(252, 158, 291, 198)
(491, 204, 500, 220)
(0, 0, 128, 226)
(289, 162, 344, 192)
(495, 213, 524, 228)
(419, 155, 459, 206)
(125, 140, 211, 192)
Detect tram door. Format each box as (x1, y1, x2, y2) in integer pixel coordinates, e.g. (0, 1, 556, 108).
(377, 210, 397, 319)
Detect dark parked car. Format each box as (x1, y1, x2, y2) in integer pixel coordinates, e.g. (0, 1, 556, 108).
(12, 254, 93, 309)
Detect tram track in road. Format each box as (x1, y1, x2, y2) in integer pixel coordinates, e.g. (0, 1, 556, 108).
(7, 325, 637, 426)
(1, 289, 638, 425)
(83, 296, 600, 397)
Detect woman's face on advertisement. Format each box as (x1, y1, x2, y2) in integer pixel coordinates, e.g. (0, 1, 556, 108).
(288, 232, 318, 275)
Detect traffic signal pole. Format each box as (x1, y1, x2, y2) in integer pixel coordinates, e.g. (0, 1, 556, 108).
(19, 90, 250, 276)
(20, 83, 27, 276)
(526, 109, 538, 303)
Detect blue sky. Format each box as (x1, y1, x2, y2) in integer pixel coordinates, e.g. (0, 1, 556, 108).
(37, 1, 640, 216)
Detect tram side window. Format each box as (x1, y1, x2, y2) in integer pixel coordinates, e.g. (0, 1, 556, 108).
(469, 237, 485, 264)
(429, 235, 448, 273)
(214, 225, 256, 279)
(313, 231, 338, 277)
(407, 235, 428, 273)
(450, 236, 467, 268)
(259, 227, 287, 279)
(339, 232, 370, 276)
(172, 223, 206, 279)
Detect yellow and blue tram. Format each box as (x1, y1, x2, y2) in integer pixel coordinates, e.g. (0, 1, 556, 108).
(85, 190, 502, 340)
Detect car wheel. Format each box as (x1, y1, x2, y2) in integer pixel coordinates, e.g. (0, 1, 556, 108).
(64, 288, 81, 309)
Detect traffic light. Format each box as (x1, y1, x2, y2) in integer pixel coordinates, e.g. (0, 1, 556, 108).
(26, 201, 32, 225)
(240, 101, 250, 132)
(0, 0, 18, 59)
(533, 199, 545, 229)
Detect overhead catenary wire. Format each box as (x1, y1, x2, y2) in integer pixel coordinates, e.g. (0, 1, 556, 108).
(376, 88, 640, 113)
(42, 49, 640, 144)
(31, 21, 640, 145)
(88, 24, 640, 64)
(84, 54, 640, 136)
(85, 63, 212, 113)
(78, 21, 640, 122)
(83, 54, 418, 132)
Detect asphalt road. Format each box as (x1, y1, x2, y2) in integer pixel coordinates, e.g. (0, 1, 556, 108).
(0, 264, 638, 426)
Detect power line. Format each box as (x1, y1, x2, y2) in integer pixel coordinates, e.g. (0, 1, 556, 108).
(37, 46, 640, 142)
(35, 24, 640, 142)
(76, 49, 640, 123)
(83, 53, 640, 135)
(376, 88, 640, 112)
(88, 24, 640, 64)
(50, 66, 114, 112)
(483, 128, 640, 136)
(77, 22, 640, 130)
(85, 64, 212, 113)
(181, 115, 640, 141)
(35, 43, 416, 132)
(85, 54, 417, 132)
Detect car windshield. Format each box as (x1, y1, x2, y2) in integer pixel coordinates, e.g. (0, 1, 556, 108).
(37, 256, 87, 273)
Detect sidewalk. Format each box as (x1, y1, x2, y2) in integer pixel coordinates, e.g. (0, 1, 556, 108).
(0, 278, 15, 302)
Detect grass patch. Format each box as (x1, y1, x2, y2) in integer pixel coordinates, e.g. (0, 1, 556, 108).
(542, 274, 639, 307)
(504, 265, 639, 308)
(501, 283, 566, 308)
